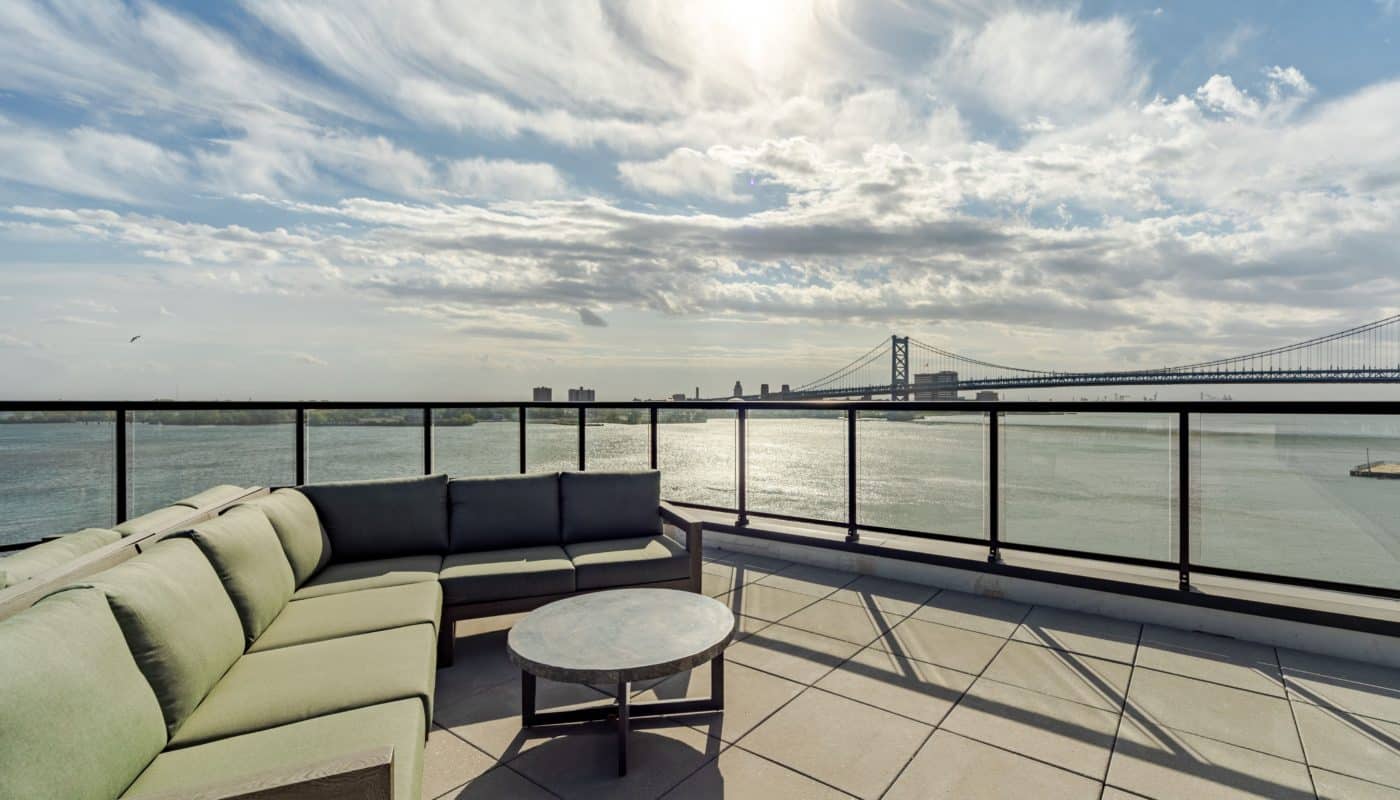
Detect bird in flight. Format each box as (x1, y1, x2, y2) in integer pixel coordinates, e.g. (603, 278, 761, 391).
(129, 335, 142, 343)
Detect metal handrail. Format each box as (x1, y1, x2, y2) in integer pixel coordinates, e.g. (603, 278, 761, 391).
(2, 398, 1399, 602)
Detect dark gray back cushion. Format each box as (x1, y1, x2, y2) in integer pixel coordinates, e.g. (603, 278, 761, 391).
(559, 470, 661, 544)
(300, 474, 449, 562)
(449, 473, 560, 552)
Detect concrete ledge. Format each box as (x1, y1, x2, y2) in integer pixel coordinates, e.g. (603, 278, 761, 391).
(704, 528, 1400, 669)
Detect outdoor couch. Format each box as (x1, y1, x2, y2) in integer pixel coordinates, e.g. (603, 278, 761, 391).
(0, 469, 701, 799)
(0, 484, 248, 590)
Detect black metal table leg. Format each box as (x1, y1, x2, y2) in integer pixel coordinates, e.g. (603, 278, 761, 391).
(522, 670, 537, 726)
(616, 681, 630, 776)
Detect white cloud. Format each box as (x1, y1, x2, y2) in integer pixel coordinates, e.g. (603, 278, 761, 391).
(1196, 74, 1262, 118)
(445, 158, 566, 200)
(618, 148, 745, 202)
(292, 352, 327, 366)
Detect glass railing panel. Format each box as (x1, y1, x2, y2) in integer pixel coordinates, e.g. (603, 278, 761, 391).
(1001, 412, 1177, 562)
(130, 409, 295, 516)
(1194, 413, 1400, 590)
(857, 410, 987, 538)
(525, 408, 578, 473)
(584, 407, 650, 471)
(433, 407, 519, 478)
(656, 408, 735, 508)
(746, 408, 846, 522)
(305, 408, 421, 483)
(0, 410, 115, 545)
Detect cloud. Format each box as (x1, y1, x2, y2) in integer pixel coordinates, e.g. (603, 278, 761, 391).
(445, 158, 567, 200)
(0, 333, 34, 348)
(159, 305, 176, 317)
(577, 308, 608, 327)
(292, 352, 328, 366)
(618, 148, 746, 202)
(0, 118, 188, 202)
(41, 315, 112, 326)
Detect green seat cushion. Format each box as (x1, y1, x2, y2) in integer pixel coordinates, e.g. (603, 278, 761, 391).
(293, 554, 443, 600)
(123, 699, 424, 800)
(184, 506, 296, 644)
(168, 623, 436, 747)
(565, 535, 690, 590)
(559, 470, 662, 544)
(439, 546, 575, 605)
(172, 484, 246, 509)
(235, 489, 332, 585)
(250, 581, 442, 653)
(448, 473, 561, 552)
(0, 527, 120, 584)
(0, 588, 168, 800)
(84, 538, 246, 737)
(301, 474, 449, 561)
(114, 505, 198, 537)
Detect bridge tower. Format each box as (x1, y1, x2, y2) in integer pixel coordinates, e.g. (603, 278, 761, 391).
(891, 335, 910, 400)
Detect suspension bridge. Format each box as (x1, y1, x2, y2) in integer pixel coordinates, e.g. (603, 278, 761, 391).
(712, 314, 1400, 400)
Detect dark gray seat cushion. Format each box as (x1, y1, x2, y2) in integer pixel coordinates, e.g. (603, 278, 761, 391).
(565, 536, 690, 590)
(559, 470, 661, 544)
(448, 473, 559, 552)
(301, 474, 449, 561)
(439, 546, 575, 605)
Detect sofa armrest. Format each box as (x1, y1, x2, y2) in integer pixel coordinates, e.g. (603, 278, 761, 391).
(660, 502, 703, 591)
(132, 746, 394, 800)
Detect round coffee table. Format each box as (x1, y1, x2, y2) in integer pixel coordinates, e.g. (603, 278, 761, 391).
(507, 588, 736, 776)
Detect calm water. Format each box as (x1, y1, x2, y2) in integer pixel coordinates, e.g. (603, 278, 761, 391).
(2, 413, 1397, 590)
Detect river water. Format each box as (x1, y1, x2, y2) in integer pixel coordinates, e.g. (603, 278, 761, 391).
(2, 413, 1397, 590)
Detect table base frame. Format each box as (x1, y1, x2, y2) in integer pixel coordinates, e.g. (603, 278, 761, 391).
(521, 653, 726, 776)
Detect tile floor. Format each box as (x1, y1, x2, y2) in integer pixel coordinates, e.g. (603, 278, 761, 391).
(425, 548, 1400, 799)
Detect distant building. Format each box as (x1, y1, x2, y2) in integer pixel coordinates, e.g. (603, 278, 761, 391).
(913, 371, 958, 401)
(975, 390, 999, 401)
(760, 383, 770, 399)
(732, 380, 744, 398)
(567, 387, 596, 402)
(671, 393, 687, 402)
(780, 384, 790, 397)
(694, 387, 700, 400)
(532, 386, 552, 402)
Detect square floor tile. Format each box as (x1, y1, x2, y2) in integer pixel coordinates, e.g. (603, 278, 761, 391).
(437, 629, 523, 700)
(757, 564, 857, 598)
(815, 646, 974, 725)
(885, 730, 1101, 800)
(1310, 767, 1400, 800)
(1280, 648, 1400, 724)
(1136, 625, 1284, 697)
(870, 616, 1006, 675)
(717, 584, 819, 622)
(706, 551, 793, 575)
(941, 676, 1120, 779)
(422, 725, 501, 799)
(725, 623, 862, 684)
(660, 746, 851, 799)
(510, 721, 722, 800)
(911, 590, 1030, 637)
(825, 576, 937, 617)
(741, 688, 930, 799)
(1013, 607, 1141, 663)
(778, 598, 904, 645)
(1293, 700, 1400, 788)
(436, 675, 612, 760)
(634, 660, 805, 743)
(434, 765, 557, 799)
(981, 640, 1130, 712)
(1125, 667, 1304, 761)
(1107, 715, 1315, 800)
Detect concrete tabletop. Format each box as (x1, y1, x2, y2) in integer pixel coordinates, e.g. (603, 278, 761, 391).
(507, 588, 736, 684)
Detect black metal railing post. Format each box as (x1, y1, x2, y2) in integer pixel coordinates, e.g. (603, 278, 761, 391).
(847, 409, 858, 542)
(736, 407, 749, 527)
(423, 406, 434, 474)
(649, 407, 658, 469)
(578, 406, 586, 470)
(1178, 411, 1191, 591)
(115, 407, 128, 524)
(518, 405, 527, 474)
(295, 407, 306, 485)
(988, 410, 999, 563)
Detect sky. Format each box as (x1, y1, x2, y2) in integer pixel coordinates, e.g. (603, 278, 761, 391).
(2, 1, 1400, 401)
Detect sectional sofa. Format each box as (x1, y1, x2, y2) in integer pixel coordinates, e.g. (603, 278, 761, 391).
(0, 469, 702, 799)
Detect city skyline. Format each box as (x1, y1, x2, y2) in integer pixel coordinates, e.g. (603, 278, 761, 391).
(2, 1, 1400, 400)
